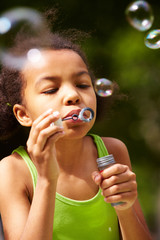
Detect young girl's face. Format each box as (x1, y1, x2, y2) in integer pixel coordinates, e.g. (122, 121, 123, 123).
(21, 49, 97, 137)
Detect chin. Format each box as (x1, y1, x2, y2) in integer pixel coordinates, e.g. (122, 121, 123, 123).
(64, 125, 92, 140)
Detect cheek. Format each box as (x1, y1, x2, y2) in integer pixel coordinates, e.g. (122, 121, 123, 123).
(84, 95, 97, 122)
(23, 99, 44, 121)
(23, 91, 50, 120)
(88, 91, 97, 110)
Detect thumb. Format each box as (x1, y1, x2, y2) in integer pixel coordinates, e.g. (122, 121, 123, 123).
(92, 171, 102, 185)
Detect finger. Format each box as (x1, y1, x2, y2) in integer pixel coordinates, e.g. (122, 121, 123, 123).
(104, 191, 137, 205)
(92, 171, 102, 185)
(46, 129, 65, 148)
(101, 170, 136, 189)
(29, 126, 65, 160)
(101, 164, 128, 179)
(34, 112, 61, 135)
(27, 111, 61, 148)
(102, 181, 137, 197)
(27, 109, 53, 145)
(36, 125, 64, 151)
(31, 108, 54, 129)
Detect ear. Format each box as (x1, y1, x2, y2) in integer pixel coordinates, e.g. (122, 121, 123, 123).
(13, 104, 32, 127)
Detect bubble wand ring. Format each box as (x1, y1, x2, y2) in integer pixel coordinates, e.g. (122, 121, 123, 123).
(78, 107, 94, 122)
(62, 107, 94, 122)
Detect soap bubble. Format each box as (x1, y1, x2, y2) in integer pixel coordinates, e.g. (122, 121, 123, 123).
(0, 7, 46, 69)
(125, 1, 154, 31)
(144, 29, 160, 49)
(94, 78, 114, 97)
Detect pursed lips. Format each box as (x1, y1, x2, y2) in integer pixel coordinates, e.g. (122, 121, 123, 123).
(62, 109, 82, 120)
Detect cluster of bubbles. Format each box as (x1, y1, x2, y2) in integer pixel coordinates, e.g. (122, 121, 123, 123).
(1, 3, 160, 97)
(125, 0, 160, 49)
(0, 7, 114, 98)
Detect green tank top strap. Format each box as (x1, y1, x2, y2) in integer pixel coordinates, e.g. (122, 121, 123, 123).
(12, 146, 37, 192)
(89, 133, 109, 158)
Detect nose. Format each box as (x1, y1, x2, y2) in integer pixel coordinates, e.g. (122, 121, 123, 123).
(63, 86, 81, 105)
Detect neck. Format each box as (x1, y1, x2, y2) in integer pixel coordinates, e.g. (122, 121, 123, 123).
(55, 136, 92, 173)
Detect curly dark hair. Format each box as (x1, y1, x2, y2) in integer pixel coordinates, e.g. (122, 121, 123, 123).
(0, 11, 120, 140)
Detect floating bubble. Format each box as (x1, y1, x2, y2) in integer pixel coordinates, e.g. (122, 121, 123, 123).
(0, 7, 46, 69)
(94, 78, 114, 97)
(125, 1, 154, 31)
(144, 29, 160, 49)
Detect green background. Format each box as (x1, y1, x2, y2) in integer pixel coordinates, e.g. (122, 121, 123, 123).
(0, 0, 160, 238)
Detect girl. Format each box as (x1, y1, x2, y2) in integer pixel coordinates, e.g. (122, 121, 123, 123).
(0, 25, 152, 239)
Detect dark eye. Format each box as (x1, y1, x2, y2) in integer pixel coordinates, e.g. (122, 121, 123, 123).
(43, 88, 58, 94)
(77, 84, 90, 89)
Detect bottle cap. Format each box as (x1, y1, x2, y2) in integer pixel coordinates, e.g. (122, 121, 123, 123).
(96, 154, 115, 169)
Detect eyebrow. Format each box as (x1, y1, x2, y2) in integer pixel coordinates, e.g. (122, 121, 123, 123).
(42, 71, 90, 80)
(74, 71, 90, 77)
(35, 76, 57, 88)
(35, 71, 90, 87)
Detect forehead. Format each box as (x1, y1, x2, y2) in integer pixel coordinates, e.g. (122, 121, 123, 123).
(23, 49, 88, 78)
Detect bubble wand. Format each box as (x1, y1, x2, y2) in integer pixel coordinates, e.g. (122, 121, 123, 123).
(62, 107, 94, 122)
(53, 107, 94, 127)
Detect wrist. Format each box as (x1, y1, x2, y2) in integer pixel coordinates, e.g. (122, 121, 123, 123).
(37, 174, 58, 191)
(115, 206, 135, 219)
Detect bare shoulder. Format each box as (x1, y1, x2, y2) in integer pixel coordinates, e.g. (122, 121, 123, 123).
(0, 152, 33, 207)
(0, 154, 21, 185)
(0, 152, 28, 184)
(0, 153, 33, 238)
(101, 137, 132, 169)
(0, 153, 20, 173)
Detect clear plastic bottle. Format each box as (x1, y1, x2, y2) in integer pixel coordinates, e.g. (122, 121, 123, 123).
(96, 154, 123, 207)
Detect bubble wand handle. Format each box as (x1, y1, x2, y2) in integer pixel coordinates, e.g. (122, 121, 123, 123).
(62, 114, 78, 121)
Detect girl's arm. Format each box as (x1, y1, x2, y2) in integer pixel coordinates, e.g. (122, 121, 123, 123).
(92, 137, 152, 240)
(116, 198, 152, 240)
(0, 162, 57, 240)
(0, 110, 64, 240)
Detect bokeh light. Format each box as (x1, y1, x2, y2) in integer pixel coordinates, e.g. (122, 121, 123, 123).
(125, 1, 154, 31)
(0, 7, 46, 69)
(27, 48, 43, 64)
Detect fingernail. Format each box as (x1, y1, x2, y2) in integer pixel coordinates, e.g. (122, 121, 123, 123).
(47, 108, 53, 114)
(92, 171, 98, 178)
(95, 175, 100, 182)
(92, 172, 100, 182)
(53, 111, 60, 117)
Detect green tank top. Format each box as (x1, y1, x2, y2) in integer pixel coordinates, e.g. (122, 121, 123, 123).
(13, 134, 120, 239)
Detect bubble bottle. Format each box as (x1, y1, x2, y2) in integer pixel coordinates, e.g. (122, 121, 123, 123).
(96, 154, 124, 207)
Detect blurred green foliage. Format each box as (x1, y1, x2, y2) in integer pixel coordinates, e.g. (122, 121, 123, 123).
(0, 0, 160, 237)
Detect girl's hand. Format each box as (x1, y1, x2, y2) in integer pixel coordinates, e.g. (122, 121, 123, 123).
(92, 164, 137, 210)
(26, 109, 65, 182)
